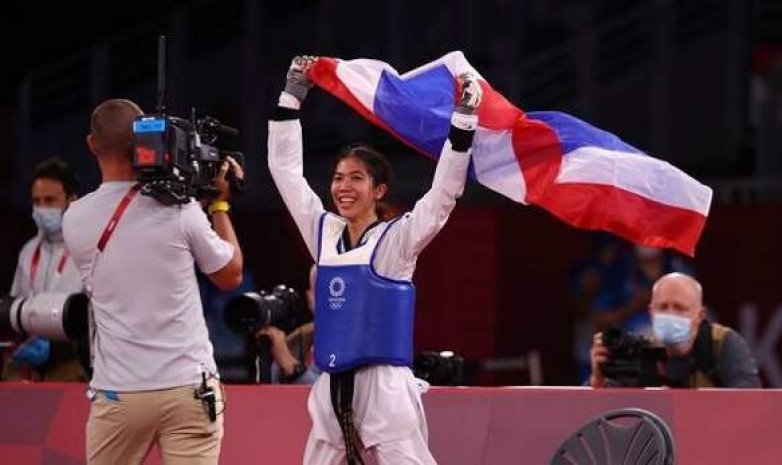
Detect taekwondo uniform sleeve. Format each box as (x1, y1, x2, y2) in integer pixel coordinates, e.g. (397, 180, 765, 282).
(375, 140, 471, 279)
(268, 118, 326, 260)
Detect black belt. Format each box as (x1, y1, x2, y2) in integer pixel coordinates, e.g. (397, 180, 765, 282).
(330, 370, 364, 464)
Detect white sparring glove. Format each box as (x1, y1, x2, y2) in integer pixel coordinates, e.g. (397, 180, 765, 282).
(452, 72, 483, 131)
(456, 72, 483, 115)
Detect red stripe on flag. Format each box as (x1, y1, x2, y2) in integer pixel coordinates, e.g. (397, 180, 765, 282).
(511, 116, 563, 202)
(534, 182, 705, 256)
(476, 82, 524, 130)
(478, 83, 563, 203)
(474, 82, 564, 204)
(508, 113, 705, 255)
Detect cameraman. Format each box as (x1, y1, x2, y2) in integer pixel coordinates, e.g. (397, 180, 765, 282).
(589, 272, 760, 388)
(62, 99, 243, 464)
(2, 158, 86, 382)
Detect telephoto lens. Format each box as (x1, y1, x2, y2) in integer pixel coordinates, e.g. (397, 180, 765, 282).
(223, 285, 304, 335)
(0, 292, 89, 340)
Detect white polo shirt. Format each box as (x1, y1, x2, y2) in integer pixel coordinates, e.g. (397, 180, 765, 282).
(63, 181, 233, 391)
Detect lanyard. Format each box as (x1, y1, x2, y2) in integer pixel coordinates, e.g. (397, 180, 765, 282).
(83, 183, 140, 372)
(85, 184, 140, 296)
(29, 241, 70, 290)
(97, 184, 140, 252)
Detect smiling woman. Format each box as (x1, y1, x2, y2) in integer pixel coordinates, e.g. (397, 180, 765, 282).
(267, 56, 483, 464)
(330, 144, 392, 246)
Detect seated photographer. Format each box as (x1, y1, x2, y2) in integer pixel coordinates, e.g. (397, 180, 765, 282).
(256, 266, 319, 385)
(2, 158, 86, 382)
(589, 272, 761, 388)
(257, 323, 318, 385)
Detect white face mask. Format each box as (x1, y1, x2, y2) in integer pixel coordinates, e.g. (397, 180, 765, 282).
(32, 206, 64, 238)
(652, 313, 693, 346)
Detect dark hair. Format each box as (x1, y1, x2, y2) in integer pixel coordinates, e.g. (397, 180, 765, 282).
(332, 143, 398, 220)
(32, 157, 79, 198)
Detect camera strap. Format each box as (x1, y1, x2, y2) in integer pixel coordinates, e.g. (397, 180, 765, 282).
(330, 370, 364, 465)
(692, 320, 722, 387)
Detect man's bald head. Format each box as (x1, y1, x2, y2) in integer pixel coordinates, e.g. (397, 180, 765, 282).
(652, 272, 703, 306)
(648, 272, 706, 351)
(89, 99, 143, 158)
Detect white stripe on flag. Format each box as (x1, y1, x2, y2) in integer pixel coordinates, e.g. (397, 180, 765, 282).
(557, 147, 712, 215)
(334, 59, 389, 113)
(333, 52, 483, 114)
(473, 127, 527, 203)
(402, 51, 483, 82)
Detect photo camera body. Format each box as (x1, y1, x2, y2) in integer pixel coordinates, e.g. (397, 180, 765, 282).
(414, 350, 466, 386)
(600, 326, 667, 387)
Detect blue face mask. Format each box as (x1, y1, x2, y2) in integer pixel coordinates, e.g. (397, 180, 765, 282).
(32, 206, 64, 238)
(652, 313, 693, 346)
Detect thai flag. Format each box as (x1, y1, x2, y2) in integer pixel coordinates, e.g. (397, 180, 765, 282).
(308, 52, 712, 256)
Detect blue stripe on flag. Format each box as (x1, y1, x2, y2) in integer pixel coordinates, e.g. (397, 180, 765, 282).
(373, 64, 455, 157)
(528, 111, 646, 156)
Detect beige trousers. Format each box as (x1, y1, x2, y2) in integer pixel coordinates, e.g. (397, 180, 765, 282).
(87, 379, 224, 465)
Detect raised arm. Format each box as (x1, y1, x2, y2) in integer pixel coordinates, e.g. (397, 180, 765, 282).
(386, 73, 484, 261)
(206, 156, 244, 290)
(267, 56, 325, 259)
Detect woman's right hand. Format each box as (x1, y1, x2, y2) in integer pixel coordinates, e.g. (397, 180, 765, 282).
(284, 55, 317, 104)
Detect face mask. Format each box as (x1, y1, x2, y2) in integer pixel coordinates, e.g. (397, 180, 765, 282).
(32, 206, 64, 238)
(652, 313, 693, 346)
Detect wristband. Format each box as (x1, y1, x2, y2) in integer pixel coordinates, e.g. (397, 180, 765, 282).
(279, 91, 302, 110)
(208, 200, 231, 215)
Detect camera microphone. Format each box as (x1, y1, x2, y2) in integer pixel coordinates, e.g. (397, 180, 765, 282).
(201, 117, 239, 137)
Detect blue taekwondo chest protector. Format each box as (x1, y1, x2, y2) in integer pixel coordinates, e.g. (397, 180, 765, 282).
(314, 213, 416, 373)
